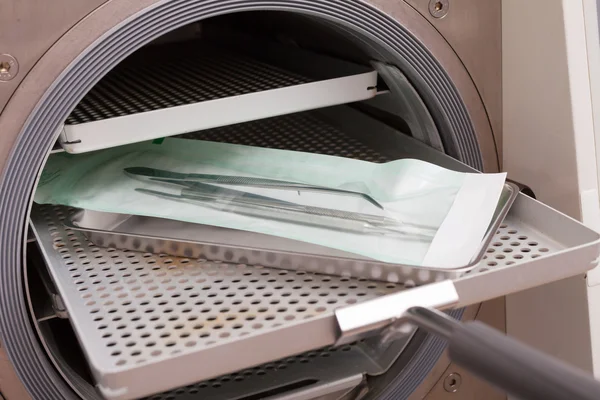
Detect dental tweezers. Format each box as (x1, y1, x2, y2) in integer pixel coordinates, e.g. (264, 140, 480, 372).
(130, 177, 436, 238)
(124, 166, 384, 209)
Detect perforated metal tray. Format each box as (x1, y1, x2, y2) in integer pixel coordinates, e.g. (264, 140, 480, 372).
(146, 337, 407, 400)
(34, 109, 600, 399)
(30, 193, 600, 400)
(59, 40, 378, 154)
(63, 181, 517, 285)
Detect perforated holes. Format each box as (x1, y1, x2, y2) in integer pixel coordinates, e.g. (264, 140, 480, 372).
(38, 205, 407, 377)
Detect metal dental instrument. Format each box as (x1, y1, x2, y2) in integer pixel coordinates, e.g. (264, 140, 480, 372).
(132, 181, 437, 238)
(124, 166, 384, 210)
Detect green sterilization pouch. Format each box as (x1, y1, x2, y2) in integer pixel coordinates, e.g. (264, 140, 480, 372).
(35, 137, 506, 268)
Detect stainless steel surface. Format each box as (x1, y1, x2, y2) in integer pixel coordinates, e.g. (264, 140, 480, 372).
(32, 204, 405, 400)
(27, 228, 35, 243)
(179, 108, 389, 161)
(429, 0, 450, 19)
(149, 350, 370, 399)
(269, 375, 363, 400)
(151, 318, 414, 399)
(31, 189, 600, 399)
(442, 373, 461, 393)
(126, 166, 384, 210)
(0, 1, 501, 399)
(335, 281, 459, 345)
(161, 359, 360, 399)
(405, 307, 457, 339)
(370, 63, 443, 152)
(403, 0, 502, 164)
(453, 194, 600, 307)
(414, 310, 600, 400)
(423, 364, 505, 400)
(62, 45, 309, 126)
(0, 0, 108, 112)
(58, 38, 378, 153)
(0, 0, 500, 180)
(306, 383, 364, 400)
(132, 185, 407, 235)
(66, 182, 515, 285)
(0, 55, 18, 82)
(28, 101, 504, 399)
(65, 109, 517, 286)
(34, 301, 58, 323)
(407, 299, 506, 400)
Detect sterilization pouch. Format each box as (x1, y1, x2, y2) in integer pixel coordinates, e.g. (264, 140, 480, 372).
(34, 138, 506, 268)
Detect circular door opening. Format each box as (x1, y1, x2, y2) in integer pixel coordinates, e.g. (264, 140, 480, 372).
(1, 4, 493, 400)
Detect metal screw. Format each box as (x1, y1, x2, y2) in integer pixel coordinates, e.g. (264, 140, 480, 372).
(0, 54, 18, 81)
(443, 372, 462, 393)
(429, 0, 449, 18)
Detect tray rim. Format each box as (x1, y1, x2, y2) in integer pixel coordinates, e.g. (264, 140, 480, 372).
(31, 190, 600, 400)
(62, 182, 519, 278)
(58, 41, 379, 154)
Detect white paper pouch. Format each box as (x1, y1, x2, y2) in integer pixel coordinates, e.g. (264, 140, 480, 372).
(34, 138, 506, 268)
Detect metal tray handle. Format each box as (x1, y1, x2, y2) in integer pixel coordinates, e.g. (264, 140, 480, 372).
(336, 281, 600, 400)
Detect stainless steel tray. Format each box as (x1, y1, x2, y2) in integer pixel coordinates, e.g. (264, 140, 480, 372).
(31, 109, 600, 399)
(59, 39, 378, 154)
(64, 183, 518, 285)
(31, 191, 600, 400)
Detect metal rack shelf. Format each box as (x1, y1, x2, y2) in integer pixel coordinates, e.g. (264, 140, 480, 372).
(147, 338, 408, 400)
(58, 41, 378, 154)
(31, 196, 600, 400)
(32, 205, 402, 399)
(34, 110, 600, 399)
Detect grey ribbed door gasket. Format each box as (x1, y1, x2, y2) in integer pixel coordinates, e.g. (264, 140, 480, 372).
(0, 2, 482, 399)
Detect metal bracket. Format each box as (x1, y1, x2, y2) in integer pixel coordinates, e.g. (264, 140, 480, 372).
(506, 178, 536, 199)
(370, 62, 444, 152)
(334, 280, 459, 345)
(273, 375, 364, 400)
(51, 293, 68, 319)
(57, 126, 81, 147)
